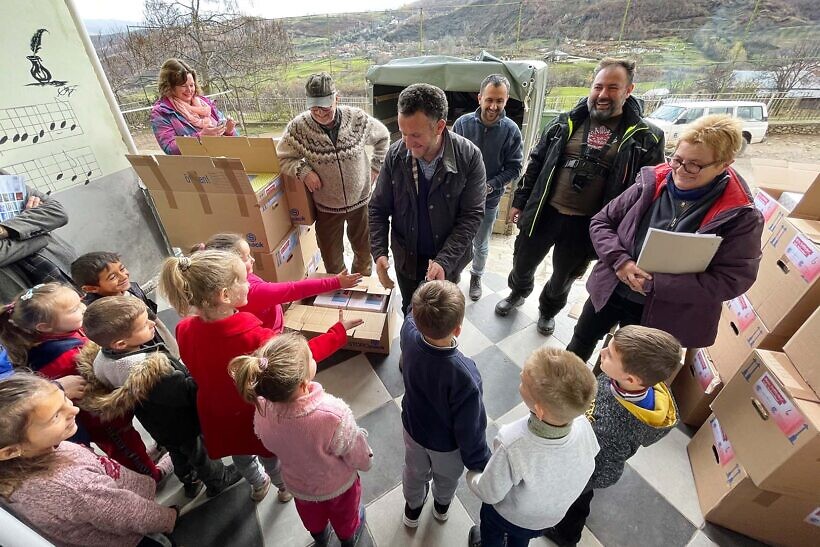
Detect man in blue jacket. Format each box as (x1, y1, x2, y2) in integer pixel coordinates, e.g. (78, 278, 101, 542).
(453, 75, 524, 301)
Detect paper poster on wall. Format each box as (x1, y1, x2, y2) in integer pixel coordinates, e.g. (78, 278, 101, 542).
(0, 0, 129, 194)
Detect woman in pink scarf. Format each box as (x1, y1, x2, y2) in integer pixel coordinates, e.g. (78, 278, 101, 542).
(150, 58, 239, 155)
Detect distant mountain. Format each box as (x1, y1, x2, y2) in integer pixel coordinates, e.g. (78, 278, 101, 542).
(83, 19, 141, 36)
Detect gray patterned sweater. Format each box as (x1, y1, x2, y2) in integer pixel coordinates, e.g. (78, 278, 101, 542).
(588, 374, 679, 489)
(276, 105, 390, 213)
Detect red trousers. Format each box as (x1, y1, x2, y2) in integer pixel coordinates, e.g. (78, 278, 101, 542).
(79, 410, 160, 481)
(293, 476, 362, 540)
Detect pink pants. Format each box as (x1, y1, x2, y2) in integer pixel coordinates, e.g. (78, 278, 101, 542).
(293, 476, 362, 540)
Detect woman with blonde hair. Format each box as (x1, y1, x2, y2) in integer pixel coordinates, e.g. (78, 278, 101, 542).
(567, 114, 764, 361)
(150, 58, 238, 155)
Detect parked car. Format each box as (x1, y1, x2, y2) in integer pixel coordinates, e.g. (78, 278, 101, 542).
(647, 100, 768, 152)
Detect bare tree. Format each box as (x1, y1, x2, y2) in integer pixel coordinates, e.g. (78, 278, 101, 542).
(695, 63, 735, 94)
(761, 43, 820, 93)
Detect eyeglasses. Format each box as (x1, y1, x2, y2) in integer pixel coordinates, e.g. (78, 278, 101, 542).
(667, 156, 721, 174)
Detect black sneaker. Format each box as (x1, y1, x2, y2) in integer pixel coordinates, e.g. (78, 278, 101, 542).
(311, 524, 331, 547)
(183, 478, 204, 499)
(494, 293, 525, 316)
(537, 315, 556, 336)
(543, 526, 577, 547)
(403, 483, 429, 528)
(206, 464, 243, 498)
(433, 500, 450, 522)
(469, 275, 482, 301)
(340, 504, 366, 547)
(468, 524, 482, 547)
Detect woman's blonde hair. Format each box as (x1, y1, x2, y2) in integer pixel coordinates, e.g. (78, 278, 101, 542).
(158, 250, 243, 316)
(230, 332, 311, 407)
(193, 232, 244, 255)
(158, 58, 201, 98)
(0, 373, 66, 499)
(523, 347, 596, 424)
(0, 283, 79, 366)
(676, 114, 743, 163)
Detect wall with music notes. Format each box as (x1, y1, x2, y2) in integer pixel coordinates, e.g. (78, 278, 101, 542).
(0, 0, 131, 194)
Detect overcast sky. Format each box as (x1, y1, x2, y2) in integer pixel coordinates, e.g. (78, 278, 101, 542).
(73, 0, 411, 21)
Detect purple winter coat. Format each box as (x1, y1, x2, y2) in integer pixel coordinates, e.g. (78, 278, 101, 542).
(149, 95, 237, 155)
(586, 163, 764, 348)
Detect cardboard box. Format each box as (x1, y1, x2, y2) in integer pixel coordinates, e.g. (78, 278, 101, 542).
(746, 218, 820, 338)
(753, 189, 790, 249)
(282, 173, 316, 225)
(688, 414, 820, 546)
(251, 226, 306, 283)
(312, 277, 390, 313)
(127, 153, 293, 256)
(298, 224, 322, 277)
(750, 158, 820, 245)
(784, 307, 820, 396)
(671, 348, 725, 427)
(709, 296, 789, 376)
(711, 349, 820, 499)
(284, 275, 397, 354)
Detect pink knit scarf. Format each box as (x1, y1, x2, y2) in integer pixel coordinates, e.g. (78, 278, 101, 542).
(170, 95, 217, 129)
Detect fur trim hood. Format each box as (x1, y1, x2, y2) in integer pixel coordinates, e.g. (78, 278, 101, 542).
(76, 342, 175, 422)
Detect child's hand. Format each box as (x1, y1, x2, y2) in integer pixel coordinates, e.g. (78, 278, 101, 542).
(337, 269, 362, 289)
(57, 375, 87, 400)
(339, 309, 364, 331)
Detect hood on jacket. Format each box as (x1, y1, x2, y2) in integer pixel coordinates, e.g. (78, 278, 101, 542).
(650, 164, 754, 228)
(614, 381, 678, 428)
(76, 342, 174, 422)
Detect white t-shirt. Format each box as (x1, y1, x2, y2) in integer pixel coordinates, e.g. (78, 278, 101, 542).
(467, 414, 600, 530)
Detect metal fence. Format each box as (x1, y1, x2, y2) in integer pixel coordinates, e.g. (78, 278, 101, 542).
(543, 92, 820, 122)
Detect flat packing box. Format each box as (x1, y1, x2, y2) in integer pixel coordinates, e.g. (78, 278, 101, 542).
(784, 307, 820, 396)
(284, 275, 397, 354)
(708, 295, 788, 377)
(711, 349, 820, 500)
(671, 348, 726, 427)
(745, 217, 820, 339)
(688, 414, 820, 546)
(127, 138, 296, 274)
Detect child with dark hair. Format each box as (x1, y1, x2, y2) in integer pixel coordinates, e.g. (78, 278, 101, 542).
(79, 295, 242, 499)
(399, 280, 491, 528)
(70, 251, 178, 357)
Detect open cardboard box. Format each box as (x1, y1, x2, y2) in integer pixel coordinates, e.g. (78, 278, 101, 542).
(688, 414, 820, 546)
(177, 136, 315, 225)
(711, 349, 820, 500)
(284, 274, 397, 354)
(783, 307, 820, 397)
(745, 217, 820, 339)
(671, 348, 726, 427)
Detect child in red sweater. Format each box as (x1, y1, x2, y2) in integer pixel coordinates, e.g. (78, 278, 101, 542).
(196, 232, 361, 332)
(0, 283, 166, 481)
(0, 373, 177, 547)
(160, 249, 361, 502)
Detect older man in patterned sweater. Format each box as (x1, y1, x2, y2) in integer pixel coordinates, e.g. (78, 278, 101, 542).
(276, 73, 390, 276)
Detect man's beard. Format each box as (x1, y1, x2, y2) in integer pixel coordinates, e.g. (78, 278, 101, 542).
(588, 99, 618, 122)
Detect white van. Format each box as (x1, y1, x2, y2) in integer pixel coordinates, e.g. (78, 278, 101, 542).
(647, 100, 769, 151)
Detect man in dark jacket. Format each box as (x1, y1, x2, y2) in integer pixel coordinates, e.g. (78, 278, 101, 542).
(495, 59, 665, 337)
(453, 74, 524, 301)
(370, 83, 486, 314)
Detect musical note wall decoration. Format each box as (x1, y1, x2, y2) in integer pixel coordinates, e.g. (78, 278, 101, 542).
(1, 146, 101, 193)
(0, 101, 82, 151)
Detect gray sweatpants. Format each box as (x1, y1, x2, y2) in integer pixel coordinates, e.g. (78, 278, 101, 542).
(402, 428, 464, 509)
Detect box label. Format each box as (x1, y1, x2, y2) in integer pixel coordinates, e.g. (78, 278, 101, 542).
(806, 507, 820, 528)
(785, 234, 820, 283)
(753, 191, 778, 222)
(276, 230, 299, 267)
(754, 372, 810, 444)
(693, 350, 721, 394)
(709, 416, 735, 466)
(725, 295, 755, 332)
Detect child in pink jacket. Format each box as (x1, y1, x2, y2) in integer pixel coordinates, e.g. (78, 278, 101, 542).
(197, 233, 361, 332)
(231, 332, 372, 547)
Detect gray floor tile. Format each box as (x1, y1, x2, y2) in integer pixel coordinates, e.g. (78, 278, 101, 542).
(316, 354, 393, 420)
(157, 307, 182, 336)
(455, 422, 498, 525)
(627, 427, 705, 528)
(257, 494, 313, 547)
(356, 401, 405, 505)
(366, 483, 476, 547)
(458, 316, 495, 358)
(471, 345, 527, 420)
(586, 465, 696, 547)
(700, 522, 771, 547)
(464, 292, 535, 343)
(366, 336, 405, 398)
(496, 322, 565, 369)
(481, 271, 509, 293)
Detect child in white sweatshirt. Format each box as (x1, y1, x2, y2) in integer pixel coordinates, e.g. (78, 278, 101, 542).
(467, 347, 599, 547)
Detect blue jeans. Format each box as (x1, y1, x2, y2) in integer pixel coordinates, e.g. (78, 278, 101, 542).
(470, 206, 499, 278)
(479, 503, 543, 547)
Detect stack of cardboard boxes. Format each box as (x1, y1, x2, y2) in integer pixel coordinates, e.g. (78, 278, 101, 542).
(127, 136, 396, 354)
(680, 160, 820, 545)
